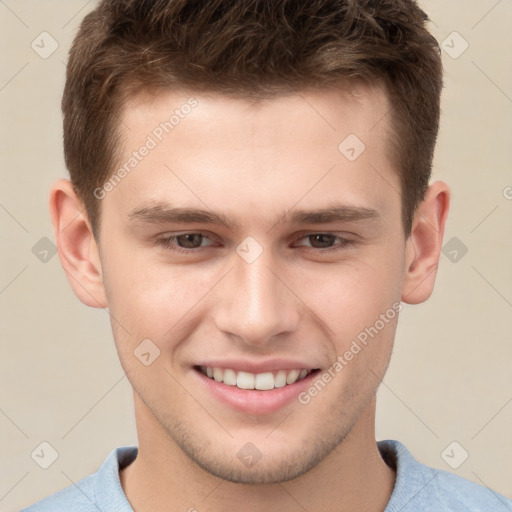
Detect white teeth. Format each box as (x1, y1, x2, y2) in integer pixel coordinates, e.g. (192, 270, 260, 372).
(255, 372, 274, 390)
(201, 366, 311, 390)
(223, 368, 237, 386)
(286, 369, 300, 385)
(236, 371, 255, 390)
(274, 370, 287, 388)
(213, 367, 224, 382)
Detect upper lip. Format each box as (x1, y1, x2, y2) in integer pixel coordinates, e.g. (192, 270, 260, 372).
(194, 358, 320, 374)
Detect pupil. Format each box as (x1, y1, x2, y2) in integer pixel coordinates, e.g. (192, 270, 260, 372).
(178, 234, 202, 248)
(310, 234, 334, 248)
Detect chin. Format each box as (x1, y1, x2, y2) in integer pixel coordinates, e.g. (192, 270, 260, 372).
(170, 422, 348, 485)
(188, 450, 322, 484)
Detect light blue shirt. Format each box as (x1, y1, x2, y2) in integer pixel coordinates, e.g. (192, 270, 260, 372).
(21, 440, 512, 511)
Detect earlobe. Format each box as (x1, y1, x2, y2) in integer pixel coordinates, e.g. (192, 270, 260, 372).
(401, 181, 450, 304)
(49, 179, 108, 308)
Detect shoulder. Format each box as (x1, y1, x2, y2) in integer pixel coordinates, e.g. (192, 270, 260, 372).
(20, 446, 138, 512)
(429, 466, 511, 511)
(379, 440, 512, 512)
(20, 474, 97, 512)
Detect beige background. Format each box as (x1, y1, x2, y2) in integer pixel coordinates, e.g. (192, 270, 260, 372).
(1, 1, 511, 510)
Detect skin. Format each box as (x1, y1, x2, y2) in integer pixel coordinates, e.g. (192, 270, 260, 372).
(50, 84, 449, 511)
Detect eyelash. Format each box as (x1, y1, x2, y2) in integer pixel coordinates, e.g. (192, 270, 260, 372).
(154, 232, 355, 254)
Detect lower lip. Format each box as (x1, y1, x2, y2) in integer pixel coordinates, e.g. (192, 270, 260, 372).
(192, 368, 319, 414)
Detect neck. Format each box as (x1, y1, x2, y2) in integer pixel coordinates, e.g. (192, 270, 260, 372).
(120, 394, 395, 512)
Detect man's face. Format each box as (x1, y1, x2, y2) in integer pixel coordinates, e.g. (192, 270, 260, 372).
(97, 85, 407, 483)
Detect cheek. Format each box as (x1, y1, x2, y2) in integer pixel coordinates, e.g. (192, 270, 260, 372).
(310, 259, 401, 399)
(102, 246, 216, 343)
(301, 251, 404, 337)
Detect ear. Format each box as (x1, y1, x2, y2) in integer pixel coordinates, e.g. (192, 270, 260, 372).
(49, 179, 107, 308)
(401, 181, 450, 304)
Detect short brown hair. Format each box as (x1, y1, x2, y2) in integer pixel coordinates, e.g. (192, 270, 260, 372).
(62, 0, 442, 238)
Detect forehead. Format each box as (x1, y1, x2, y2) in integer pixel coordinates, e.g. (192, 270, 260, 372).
(102, 84, 399, 232)
(121, 82, 391, 143)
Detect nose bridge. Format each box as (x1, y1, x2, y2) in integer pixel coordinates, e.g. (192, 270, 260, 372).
(214, 247, 299, 345)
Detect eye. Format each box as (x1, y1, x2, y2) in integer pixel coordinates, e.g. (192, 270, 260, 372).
(154, 231, 355, 254)
(155, 232, 216, 252)
(293, 233, 354, 251)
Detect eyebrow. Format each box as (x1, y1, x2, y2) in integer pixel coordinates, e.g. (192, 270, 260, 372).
(128, 203, 240, 230)
(286, 206, 379, 225)
(128, 202, 380, 230)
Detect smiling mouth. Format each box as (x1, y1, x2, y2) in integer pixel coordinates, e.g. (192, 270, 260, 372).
(194, 365, 321, 391)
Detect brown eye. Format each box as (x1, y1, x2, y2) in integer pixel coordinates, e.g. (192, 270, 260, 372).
(155, 232, 215, 252)
(292, 233, 354, 252)
(175, 233, 205, 248)
(307, 234, 337, 248)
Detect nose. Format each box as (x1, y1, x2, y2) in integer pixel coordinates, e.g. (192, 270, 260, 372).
(213, 247, 301, 347)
